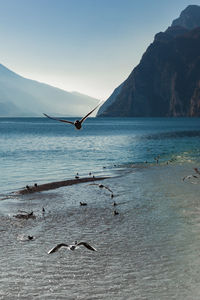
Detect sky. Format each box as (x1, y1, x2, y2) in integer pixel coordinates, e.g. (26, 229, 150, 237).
(0, 0, 199, 100)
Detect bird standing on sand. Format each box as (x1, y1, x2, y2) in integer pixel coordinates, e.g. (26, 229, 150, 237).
(43, 102, 101, 130)
(26, 185, 31, 191)
(48, 241, 96, 254)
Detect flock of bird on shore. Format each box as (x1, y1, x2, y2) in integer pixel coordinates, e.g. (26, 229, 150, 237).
(14, 160, 200, 254)
(12, 103, 200, 254)
(13, 176, 119, 254)
(13, 102, 120, 253)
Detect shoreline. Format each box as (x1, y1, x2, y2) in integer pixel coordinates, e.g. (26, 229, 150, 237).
(15, 176, 110, 195)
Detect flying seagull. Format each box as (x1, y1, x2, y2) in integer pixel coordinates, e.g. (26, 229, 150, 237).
(48, 241, 97, 254)
(43, 102, 101, 130)
(88, 183, 113, 194)
(182, 174, 198, 181)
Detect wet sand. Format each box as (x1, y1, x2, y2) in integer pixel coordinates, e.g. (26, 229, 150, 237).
(15, 176, 109, 195)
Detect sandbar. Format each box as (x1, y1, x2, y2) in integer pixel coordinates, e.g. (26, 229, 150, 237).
(16, 176, 109, 195)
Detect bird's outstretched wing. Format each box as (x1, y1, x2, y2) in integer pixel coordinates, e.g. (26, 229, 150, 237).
(48, 243, 68, 254)
(80, 102, 102, 124)
(78, 242, 97, 251)
(103, 186, 113, 193)
(43, 113, 74, 125)
(183, 175, 193, 181)
(182, 175, 198, 185)
(88, 183, 113, 193)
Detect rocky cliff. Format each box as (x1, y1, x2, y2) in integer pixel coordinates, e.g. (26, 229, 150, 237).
(97, 5, 200, 117)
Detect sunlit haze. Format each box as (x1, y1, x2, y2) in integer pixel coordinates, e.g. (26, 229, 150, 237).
(0, 0, 199, 100)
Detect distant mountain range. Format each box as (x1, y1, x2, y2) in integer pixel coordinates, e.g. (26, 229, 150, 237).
(97, 5, 200, 117)
(0, 64, 99, 117)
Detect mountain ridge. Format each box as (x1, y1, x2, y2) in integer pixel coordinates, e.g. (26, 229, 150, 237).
(0, 64, 99, 117)
(97, 5, 200, 117)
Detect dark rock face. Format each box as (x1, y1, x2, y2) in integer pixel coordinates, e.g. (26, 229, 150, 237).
(97, 82, 124, 116)
(97, 5, 200, 117)
(172, 5, 200, 30)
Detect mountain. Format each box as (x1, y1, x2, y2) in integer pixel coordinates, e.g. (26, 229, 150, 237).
(97, 82, 124, 116)
(0, 64, 99, 117)
(172, 5, 200, 29)
(97, 5, 200, 117)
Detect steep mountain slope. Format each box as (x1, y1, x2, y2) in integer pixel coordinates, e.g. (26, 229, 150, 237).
(97, 5, 200, 117)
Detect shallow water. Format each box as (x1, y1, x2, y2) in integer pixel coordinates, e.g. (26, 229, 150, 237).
(0, 117, 200, 193)
(1, 118, 200, 299)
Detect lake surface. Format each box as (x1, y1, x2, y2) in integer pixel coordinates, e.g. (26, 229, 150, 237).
(1, 117, 200, 193)
(1, 117, 200, 299)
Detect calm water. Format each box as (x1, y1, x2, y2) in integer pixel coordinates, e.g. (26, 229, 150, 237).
(1, 117, 200, 299)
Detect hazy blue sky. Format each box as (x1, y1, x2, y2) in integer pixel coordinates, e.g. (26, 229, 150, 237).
(0, 0, 199, 100)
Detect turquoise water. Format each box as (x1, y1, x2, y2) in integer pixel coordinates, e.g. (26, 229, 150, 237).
(1, 117, 200, 299)
(0, 117, 200, 193)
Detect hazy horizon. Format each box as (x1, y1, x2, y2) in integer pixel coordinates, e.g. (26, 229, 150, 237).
(0, 0, 199, 100)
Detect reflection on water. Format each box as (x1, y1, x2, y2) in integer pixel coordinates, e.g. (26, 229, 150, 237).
(142, 129, 200, 139)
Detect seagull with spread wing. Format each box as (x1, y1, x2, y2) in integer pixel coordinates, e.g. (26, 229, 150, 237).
(48, 241, 97, 254)
(88, 183, 113, 194)
(43, 102, 101, 130)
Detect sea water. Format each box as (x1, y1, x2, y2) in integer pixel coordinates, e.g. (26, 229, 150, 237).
(1, 117, 200, 299)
